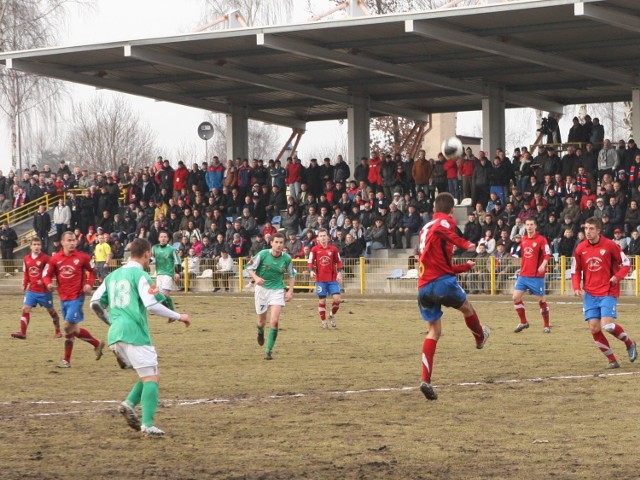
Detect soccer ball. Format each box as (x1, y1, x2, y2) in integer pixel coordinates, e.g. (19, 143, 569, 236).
(441, 136, 464, 159)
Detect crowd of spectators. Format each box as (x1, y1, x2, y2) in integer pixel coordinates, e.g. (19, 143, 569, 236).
(1, 121, 640, 279)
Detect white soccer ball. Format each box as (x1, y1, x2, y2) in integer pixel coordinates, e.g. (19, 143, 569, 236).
(441, 136, 464, 159)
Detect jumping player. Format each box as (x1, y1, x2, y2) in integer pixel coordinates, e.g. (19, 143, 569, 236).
(151, 231, 181, 310)
(43, 231, 104, 368)
(308, 228, 343, 329)
(246, 232, 296, 360)
(571, 217, 637, 369)
(90, 238, 190, 436)
(11, 237, 61, 339)
(417, 192, 490, 401)
(513, 218, 552, 333)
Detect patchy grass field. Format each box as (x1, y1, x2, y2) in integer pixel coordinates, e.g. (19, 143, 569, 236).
(1, 292, 640, 479)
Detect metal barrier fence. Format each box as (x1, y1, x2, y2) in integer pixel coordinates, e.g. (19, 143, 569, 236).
(1, 256, 639, 296)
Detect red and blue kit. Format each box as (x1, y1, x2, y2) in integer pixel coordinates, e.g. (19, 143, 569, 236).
(308, 244, 343, 282)
(418, 213, 473, 288)
(23, 252, 50, 294)
(43, 250, 95, 301)
(571, 236, 630, 298)
(519, 233, 551, 278)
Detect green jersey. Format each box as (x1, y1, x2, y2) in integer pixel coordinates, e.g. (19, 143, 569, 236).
(247, 248, 295, 290)
(152, 244, 180, 277)
(92, 262, 166, 346)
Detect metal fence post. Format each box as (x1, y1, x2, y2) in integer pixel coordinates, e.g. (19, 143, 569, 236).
(238, 257, 244, 291)
(359, 257, 365, 294)
(560, 255, 566, 295)
(183, 258, 189, 292)
(490, 256, 496, 295)
(636, 256, 639, 297)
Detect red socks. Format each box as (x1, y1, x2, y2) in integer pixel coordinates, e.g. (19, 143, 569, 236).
(318, 303, 326, 321)
(514, 301, 527, 323)
(421, 338, 437, 382)
(64, 334, 75, 362)
(464, 312, 484, 345)
(19, 312, 30, 335)
(76, 328, 100, 348)
(539, 301, 550, 328)
(331, 301, 340, 316)
(592, 331, 616, 362)
(603, 323, 633, 347)
(49, 311, 61, 333)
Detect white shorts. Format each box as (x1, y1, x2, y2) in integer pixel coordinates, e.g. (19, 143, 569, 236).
(254, 285, 285, 314)
(109, 342, 158, 378)
(156, 274, 174, 292)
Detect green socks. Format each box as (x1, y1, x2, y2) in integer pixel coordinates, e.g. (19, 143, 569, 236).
(141, 381, 159, 427)
(266, 327, 278, 352)
(126, 380, 143, 408)
(162, 295, 175, 311)
(257, 326, 264, 335)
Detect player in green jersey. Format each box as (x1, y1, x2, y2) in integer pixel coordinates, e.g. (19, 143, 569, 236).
(90, 238, 190, 436)
(246, 232, 296, 360)
(151, 231, 181, 310)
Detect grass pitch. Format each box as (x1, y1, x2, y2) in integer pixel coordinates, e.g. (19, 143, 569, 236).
(1, 292, 640, 479)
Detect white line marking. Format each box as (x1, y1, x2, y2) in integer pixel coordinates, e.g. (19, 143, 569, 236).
(2, 371, 638, 420)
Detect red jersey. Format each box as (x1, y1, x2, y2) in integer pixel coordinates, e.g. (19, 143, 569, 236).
(308, 243, 343, 282)
(23, 252, 51, 293)
(418, 213, 473, 288)
(43, 250, 95, 301)
(571, 236, 630, 297)
(519, 233, 551, 278)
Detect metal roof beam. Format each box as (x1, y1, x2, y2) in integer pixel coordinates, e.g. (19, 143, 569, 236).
(125, 45, 430, 121)
(5, 58, 306, 130)
(574, 2, 640, 34)
(406, 19, 639, 88)
(257, 33, 564, 114)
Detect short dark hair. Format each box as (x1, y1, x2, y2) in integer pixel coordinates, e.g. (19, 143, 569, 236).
(434, 192, 455, 214)
(271, 232, 285, 241)
(129, 238, 151, 258)
(584, 216, 602, 230)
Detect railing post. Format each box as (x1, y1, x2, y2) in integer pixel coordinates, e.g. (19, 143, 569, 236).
(183, 258, 189, 293)
(359, 257, 365, 294)
(560, 255, 566, 295)
(490, 256, 496, 295)
(633, 255, 640, 297)
(238, 257, 244, 291)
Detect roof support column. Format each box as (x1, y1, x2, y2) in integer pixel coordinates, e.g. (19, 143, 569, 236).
(227, 105, 249, 162)
(633, 89, 640, 141)
(347, 97, 370, 174)
(482, 86, 505, 154)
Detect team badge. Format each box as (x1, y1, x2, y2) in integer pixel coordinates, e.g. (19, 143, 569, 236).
(600, 249, 606, 255)
(148, 285, 159, 295)
(73, 259, 79, 265)
(36, 261, 41, 266)
(532, 243, 537, 247)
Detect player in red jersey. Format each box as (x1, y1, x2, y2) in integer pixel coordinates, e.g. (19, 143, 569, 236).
(43, 231, 104, 368)
(11, 237, 61, 339)
(512, 218, 552, 333)
(571, 217, 637, 369)
(308, 228, 344, 329)
(416, 193, 490, 401)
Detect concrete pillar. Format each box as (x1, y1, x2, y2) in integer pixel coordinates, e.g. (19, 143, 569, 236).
(633, 89, 640, 141)
(226, 105, 249, 161)
(481, 86, 505, 155)
(347, 97, 370, 174)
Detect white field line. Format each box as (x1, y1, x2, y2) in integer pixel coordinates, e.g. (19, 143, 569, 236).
(2, 371, 638, 420)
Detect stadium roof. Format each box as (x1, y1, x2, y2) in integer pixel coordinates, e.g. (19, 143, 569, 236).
(1, 0, 639, 130)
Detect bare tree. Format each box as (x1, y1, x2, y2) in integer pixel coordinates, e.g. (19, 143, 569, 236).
(370, 116, 415, 156)
(0, 0, 83, 172)
(171, 140, 203, 166)
(202, 0, 293, 28)
(64, 96, 158, 172)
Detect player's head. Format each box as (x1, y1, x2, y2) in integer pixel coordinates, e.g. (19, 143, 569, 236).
(129, 238, 152, 268)
(434, 192, 455, 215)
(30, 237, 42, 255)
(158, 231, 169, 246)
(524, 218, 537, 236)
(61, 231, 77, 253)
(316, 228, 329, 246)
(584, 217, 602, 242)
(270, 232, 285, 254)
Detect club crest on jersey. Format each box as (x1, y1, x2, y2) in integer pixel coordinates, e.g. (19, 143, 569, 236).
(148, 285, 159, 295)
(600, 249, 606, 255)
(36, 261, 41, 266)
(532, 242, 537, 247)
(73, 259, 79, 265)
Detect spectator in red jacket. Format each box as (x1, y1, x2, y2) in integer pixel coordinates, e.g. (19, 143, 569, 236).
(173, 161, 189, 197)
(367, 152, 383, 193)
(443, 157, 459, 202)
(286, 157, 303, 202)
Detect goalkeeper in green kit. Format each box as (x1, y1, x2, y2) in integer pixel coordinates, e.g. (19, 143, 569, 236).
(90, 238, 190, 436)
(246, 232, 296, 360)
(151, 231, 181, 310)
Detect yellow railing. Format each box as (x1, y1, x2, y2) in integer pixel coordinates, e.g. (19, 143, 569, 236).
(1, 256, 639, 297)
